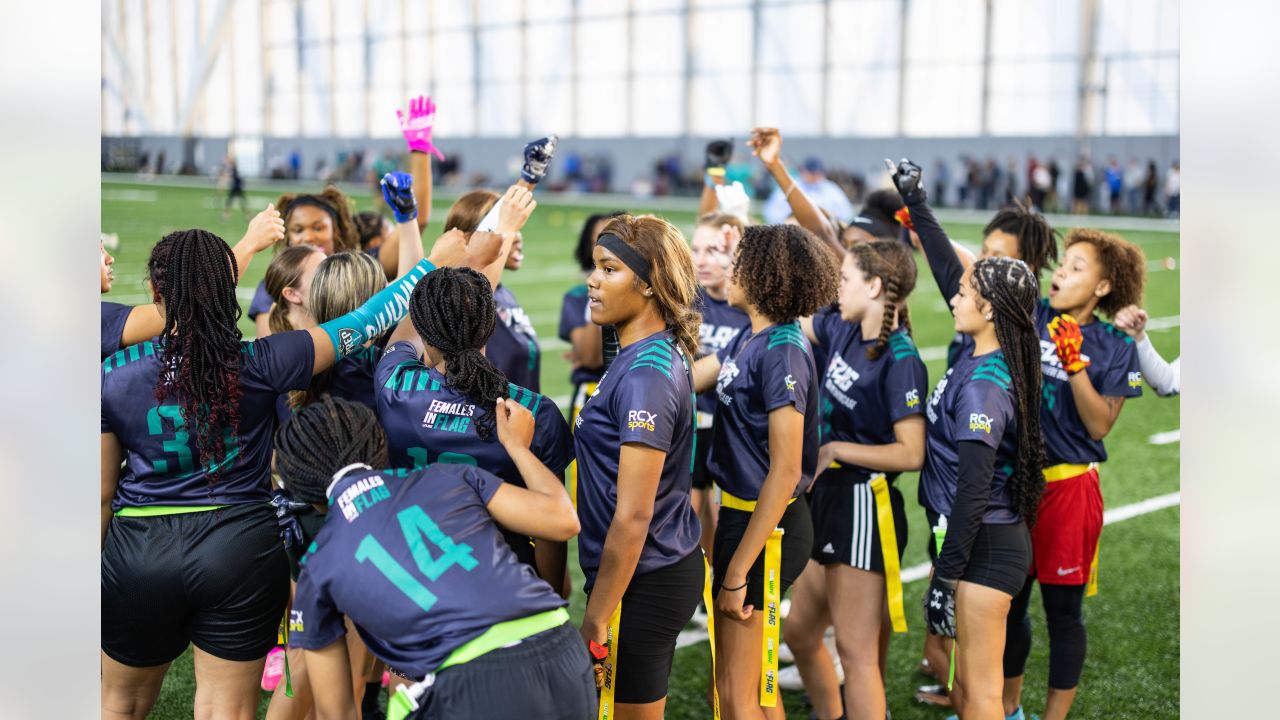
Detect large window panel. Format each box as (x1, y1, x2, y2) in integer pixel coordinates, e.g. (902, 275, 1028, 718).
(433, 81, 476, 136)
(433, 0, 476, 31)
(634, 0, 686, 12)
(527, 20, 573, 81)
(690, 72, 751, 136)
(1097, 0, 1177, 55)
(479, 26, 522, 82)
(332, 88, 365, 136)
(371, 87, 406, 137)
(827, 0, 900, 70)
(334, 0, 365, 40)
(826, 67, 898, 136)
(579, 0, 626, 19)
(369, 35, 404, 94)
(690, 7, 752, 73)
(757, 70, 822, 134)
(758, 2, 823, 71)
(526, 0, 572, 21)
(477, 0, 523, 25)
(202, 51, 233, 137)
(300, 0, 332, 40)
(632, 12, 684, 75)
(405, 29, 434, 95)
(903, 63, 983, 136)
(270, 92, 302, 138)
(1103, 57, 1177, 134)
(431, 28, 475, 127)
(577, 77, 627, 137)
(301, 83, 331, 136)
(232, 0, 264, 136)
(991, 0, 1079, 60)
(631, 73, 684, 136)
(478, 81, 522, 136)
(526, 78, 572, 137)
(988, 60, 1077, 135)
(904, 0, 984, 64)
(577, 17, 628, 79)
(335, 38, 364, 92)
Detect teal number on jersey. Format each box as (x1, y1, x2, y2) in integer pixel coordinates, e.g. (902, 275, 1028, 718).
(146, 405, 193, 475)
(1042, 383, 1058, 412)
(354, 503, 478, 612)
(406, 447, 479, 469)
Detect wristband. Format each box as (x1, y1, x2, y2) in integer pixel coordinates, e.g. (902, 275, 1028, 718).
(721, 579, 748, 592)
(318, 258, 435, 356)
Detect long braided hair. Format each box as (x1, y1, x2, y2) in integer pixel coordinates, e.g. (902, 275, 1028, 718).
(274, 396, 388, 504)
(846, 239, 918, 360)
(972, 256, 1047, 524)
(409, 267, 510, 439)
(983, 199, 1059, 278)
(148, 229, 243, 477)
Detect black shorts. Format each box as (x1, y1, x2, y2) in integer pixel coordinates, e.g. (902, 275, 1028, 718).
(712, 495, 814, 609)
(959, 521, 1033, 597)
(285, 507, 328, 582)
(102, 503, 290, 666)
(809, 469, 907, 572)
(691, 427, 714, 491)
(600, 549, 704, 704)
(411, 621, 596, 720)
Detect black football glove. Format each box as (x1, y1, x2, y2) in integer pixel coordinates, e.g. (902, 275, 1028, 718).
(270, 490, 314, 549)
(705, 139, 733, 170)
(884, 157, 925, 201)
(924, 575, 958, 638)
(520, 135, 558, 184)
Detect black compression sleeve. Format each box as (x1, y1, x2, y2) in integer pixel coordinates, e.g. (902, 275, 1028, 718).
(904, 189, 965, 307)
(934, 440, 997, 581)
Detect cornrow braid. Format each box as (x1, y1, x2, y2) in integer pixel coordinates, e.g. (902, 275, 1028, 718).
(408, 267, 510, 439)
(149, 229, 243, 480)
(274, 396, 388, 504)
(972, 256, 1047, 525)
(847, 240, 918, 360)
(984, 199, 1060, 278)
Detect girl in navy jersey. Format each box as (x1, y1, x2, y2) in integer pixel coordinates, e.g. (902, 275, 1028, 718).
(275, 397, 595, 720)
(375, 259, 572, 591)
(575, 214, 704, 718)
(100, 221, 500, 718)
(689, 212, 749, 556)
(101, 207, 284, 359)
(690, 223, 839, 719)
(919, 256, 1047, 720)
(784, 239, 928, 720)
(560, 212, 625, 414)
(889, 159, 1146, 720)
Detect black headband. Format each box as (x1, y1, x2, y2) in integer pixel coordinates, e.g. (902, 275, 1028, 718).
(596, 233, 652, 286)
(286, 196, 340, 224)
(848, 213, 896, 240)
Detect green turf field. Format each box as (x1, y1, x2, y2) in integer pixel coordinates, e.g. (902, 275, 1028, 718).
(103, 179, 1179, 719)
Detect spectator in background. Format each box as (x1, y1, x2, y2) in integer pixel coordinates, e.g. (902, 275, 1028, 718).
(1072, 155, 1093, 215)
(1125, 157, 1144, 213)
(1030, 163, 1052, 212)
(1143, 160, 1160, 215)
(762, 156, 855, 225)
(1105, 156, 1124, 213)
(1046, 157, 1062, 212)
(1164, 160, 1180, 217)
(288, 149, 301, 180)
(1004, 157, 1020, 206)
(934, 158, 951, 207)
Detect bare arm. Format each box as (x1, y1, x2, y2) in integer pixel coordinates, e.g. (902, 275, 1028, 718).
(412, 150, 433, 233)
(119, 305, 165, 348)
(749, 128, 841, 256)
(569, 324, 604, 370)
(716, 406, 805, 620)
(485, 399, 580, 541)
(698, 176, 720, 216)
(692, 353, 723, 394)
(395, 216, 424, 280)
(533, 537, 570, 598)
(231, 204, 286, 282)
(303, 641, 358, 720)
(478, 185, 537, 289)
(818, 415, 926, 475)
(1067, 372, 1127, 440)
(101, 432, 122, 547)
(580, 443, 663, 642)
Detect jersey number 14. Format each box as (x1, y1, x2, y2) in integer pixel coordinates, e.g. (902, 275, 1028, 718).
(354, 504, 478, 613)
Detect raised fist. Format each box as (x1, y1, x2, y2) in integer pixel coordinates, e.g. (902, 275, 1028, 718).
(395, 95, 445, 160)
(521, 135, 558, 185)
(1048, 313, 1090, 375)
(380, 172, 417, 224)
(705, 139, 733, 170)
(884, 157, 924, 200)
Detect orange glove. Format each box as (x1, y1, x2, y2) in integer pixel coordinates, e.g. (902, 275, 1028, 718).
(1047, 314, 1089, 375)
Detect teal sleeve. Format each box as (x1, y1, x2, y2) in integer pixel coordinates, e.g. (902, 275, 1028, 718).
(318, 258, 436, 356)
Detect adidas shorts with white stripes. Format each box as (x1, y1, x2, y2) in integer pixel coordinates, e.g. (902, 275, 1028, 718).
(808, 466, 908, 572)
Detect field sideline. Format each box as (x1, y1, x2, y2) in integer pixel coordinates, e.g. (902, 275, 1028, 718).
(102, 179, 1179, 719)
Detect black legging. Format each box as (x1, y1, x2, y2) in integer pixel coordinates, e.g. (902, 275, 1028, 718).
(1003, 577, 1087, 689)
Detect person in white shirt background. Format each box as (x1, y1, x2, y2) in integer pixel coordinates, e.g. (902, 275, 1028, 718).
(763, 156, 856, 226)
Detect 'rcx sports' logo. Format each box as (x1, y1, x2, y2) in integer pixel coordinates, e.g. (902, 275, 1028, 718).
(905, 389, 920, 408)
(288, 609, 304, 634)
(1128, 371, 1144, 388)
(627, 409, 657, 432)
(969, 413, 993, 433)
(784, 374, 797, 392)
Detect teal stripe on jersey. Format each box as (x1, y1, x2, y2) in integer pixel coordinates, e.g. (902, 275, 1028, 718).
(767, 335, 808, 351)
(414, 372, 430, 392)
(384, 362, 415, 389)
(970, 371, 1012, 390)
(399, 370, 416, 392)
(629, 360, 674, 379)
(975, 360, 1012, 383)
(239, 341, 256, 356)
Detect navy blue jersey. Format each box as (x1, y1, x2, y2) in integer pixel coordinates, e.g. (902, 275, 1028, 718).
(375, 342, 573, 480)
(694, 287, 750, 418)
(812, 315, 928, 478)
(248, 279, 272, 320)
(1035, 301, 1143, 464)
(101, 331, 315, 509)
(707, 323, 820, 501)
(559, 284, 603, 386)
(323, 344, 381, 409)
(489, 285, 541, 393)
(572, 330, 700, 592)
(919, 349, 1019, 523)
(101, 301, 133, 359)
(289, 465, 566, 678)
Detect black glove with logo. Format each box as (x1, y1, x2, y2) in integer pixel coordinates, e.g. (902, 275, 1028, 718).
(705, 139, 733, 170)
(520, 135, 558, 184)
(924, 575, 958, 638)
(270, 489, 314, 549)
(884, 157, 926, 203)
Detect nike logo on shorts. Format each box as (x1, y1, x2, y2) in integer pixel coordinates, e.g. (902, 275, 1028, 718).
(1056, 566, 1081, 576)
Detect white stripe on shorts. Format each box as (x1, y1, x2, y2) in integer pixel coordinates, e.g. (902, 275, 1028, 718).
(850, 482, 875, 570)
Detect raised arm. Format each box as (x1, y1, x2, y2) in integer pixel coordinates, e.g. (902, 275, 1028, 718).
(379, 171, 426, 279)
(699, 138, 733, 216)
(478, 185, 537, 290)
(1114, 304, 1179, 396)
(396, 94, 445, 235)
(231, 203, 287, 282)
(886, 158, 966, 307)
(1049, 314, 1128, 440)
(749, 128, 841, 256)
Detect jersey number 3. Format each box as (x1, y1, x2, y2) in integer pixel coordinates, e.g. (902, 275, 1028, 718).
(354, 504, 478, 613)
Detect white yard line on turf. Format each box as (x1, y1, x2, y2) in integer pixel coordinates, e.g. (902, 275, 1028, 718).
(1148, 429, 1180, 445)
(674, 489, 1182, 649)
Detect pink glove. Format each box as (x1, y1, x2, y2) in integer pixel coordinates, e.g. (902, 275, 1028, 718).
(396, 96, 445, 160)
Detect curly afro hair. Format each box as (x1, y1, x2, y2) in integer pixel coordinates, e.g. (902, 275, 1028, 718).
(1063, 228, 1146, 317)
(732, 224, 840, 323)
